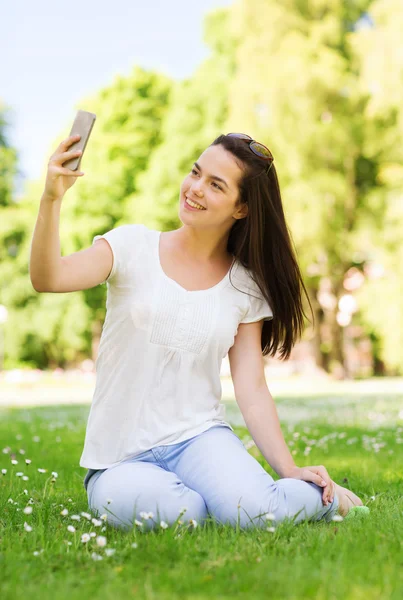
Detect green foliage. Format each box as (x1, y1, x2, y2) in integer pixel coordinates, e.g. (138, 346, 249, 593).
(0, 1, 403, 373)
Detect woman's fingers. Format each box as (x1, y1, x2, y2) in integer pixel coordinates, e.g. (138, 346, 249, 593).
(312, 465, 333, 505)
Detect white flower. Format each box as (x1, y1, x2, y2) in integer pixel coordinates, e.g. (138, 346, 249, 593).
(160, 520, 168, 529)
(91, 518, 102, 527)
(264, 513, 275, 521)
(60, 509, 69, 516)
(2, 447, 10, 454)
(96, 536, 107, 547)
(38, 468, 47, 473)
(104, 548, 116, 557)
(67, 525, 76, 533)
(131, 543, 138, 549)
(80, 512, 92, 520)
(90, 532, 96, 538)
(267, 526, 276, 533)
(189, 519, 198, 528)
(91, 552, 103, 561)
(81, 533, 91, 543)
(23, 506, 33, 515)
(22, 476, 29, 481)
(23, 490, 28, 495)
(134, 519, 143, 527)
(332, 515, 344, 522)
(71, 515, 81, 521)
(24, 522, 33, 532)
(2, 469, 7, 475)
(106, 498, 113, 504)
(140, 511, 150, 520)
(100, 513, 108, 521)
(16, 472, 23, 477)
(11, 459, 18, 465)
(51, 472, 58, 478)
(7, 498, 13, 504)
(25, 459, 31, 464)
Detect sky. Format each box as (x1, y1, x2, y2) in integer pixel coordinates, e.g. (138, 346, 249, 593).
(2, 0, 234, 198)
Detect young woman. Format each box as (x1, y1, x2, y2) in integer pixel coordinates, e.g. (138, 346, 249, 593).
(30, 132, 365, 532)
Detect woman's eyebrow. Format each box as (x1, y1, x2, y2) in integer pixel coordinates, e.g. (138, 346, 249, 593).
(194, 162, 229, 189)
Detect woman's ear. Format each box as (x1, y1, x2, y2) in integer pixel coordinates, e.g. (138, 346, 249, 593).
(234, 203, 248, 220)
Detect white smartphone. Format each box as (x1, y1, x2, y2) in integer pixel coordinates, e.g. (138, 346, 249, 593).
(62, 110, 96, 171)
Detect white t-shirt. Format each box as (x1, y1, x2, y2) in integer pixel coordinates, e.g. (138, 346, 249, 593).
(80, 224, 273, 470)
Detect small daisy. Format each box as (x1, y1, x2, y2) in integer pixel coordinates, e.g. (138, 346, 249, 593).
(80, 512, 92, 520)
(267, 526, 276, 533)
(38, 468, 47, 473)
(91, 518, 102, 527)
(23, 506, 33, 515)
(81, 533, 91, 543)
(100, 514, 108, 521)
(96, 536, 107, 547)
(67, 525, 76, 533)
(16, 472, 23, 477)
(264, 513, 276, 521)
(134, 519, 143, 527)
(189, 519, 198, 528)
(1, 469, 7, 475)
(60, 509, 69, 516)
(71, 515, 81, 521)
(160, 520, 168, 529)
(104, 548, 116, 557)
(52, 472, 58, 478)
(24, 522, 32, 532)
(90, 532, 97, 538)
(25, 459, 31, 465)
(11, 459, 18, 465)
(22, 476, 29, 481)
(332, 515, 344, 522)
(91, 552, 103, 561)
(132, 543, 138, 549)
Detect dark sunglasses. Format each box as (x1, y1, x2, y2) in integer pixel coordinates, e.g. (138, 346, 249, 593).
(226, 132, 274, 174)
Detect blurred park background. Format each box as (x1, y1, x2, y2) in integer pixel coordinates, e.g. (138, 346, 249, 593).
(1, 0, 403, 399)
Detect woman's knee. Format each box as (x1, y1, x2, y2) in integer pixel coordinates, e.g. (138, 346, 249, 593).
(89, 462, 208, 531)
(209, 484, 289, 530)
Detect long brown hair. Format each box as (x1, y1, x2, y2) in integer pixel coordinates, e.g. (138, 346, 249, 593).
(210, 134, 314, 360)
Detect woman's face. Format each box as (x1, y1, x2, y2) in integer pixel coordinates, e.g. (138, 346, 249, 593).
(179, 144, 248, 227)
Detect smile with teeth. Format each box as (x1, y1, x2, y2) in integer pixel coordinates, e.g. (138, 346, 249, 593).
(185, 196, 206, 210)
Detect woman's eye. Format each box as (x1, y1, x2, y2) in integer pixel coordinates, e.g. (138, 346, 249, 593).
(191, 169, 222, 191)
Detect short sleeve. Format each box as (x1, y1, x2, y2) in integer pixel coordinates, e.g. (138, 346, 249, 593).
(240, 288, 274, 324)
(92, 223, 145, 285)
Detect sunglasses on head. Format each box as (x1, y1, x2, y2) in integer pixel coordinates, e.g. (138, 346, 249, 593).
(226, 133, 274, 174)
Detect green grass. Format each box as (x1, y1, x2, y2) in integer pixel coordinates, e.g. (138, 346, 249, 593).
(0, 390, 402, 600)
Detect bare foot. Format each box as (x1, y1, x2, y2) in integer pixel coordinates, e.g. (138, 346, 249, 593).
(334, 482, 363, 517)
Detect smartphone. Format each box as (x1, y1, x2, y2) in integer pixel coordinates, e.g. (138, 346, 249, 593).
(62, 110, 96, 171)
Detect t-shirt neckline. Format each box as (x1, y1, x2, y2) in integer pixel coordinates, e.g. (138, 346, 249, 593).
(155, 230, 235, 295)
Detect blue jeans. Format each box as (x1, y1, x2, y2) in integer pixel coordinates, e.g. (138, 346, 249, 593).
(85, 424, 339, 531)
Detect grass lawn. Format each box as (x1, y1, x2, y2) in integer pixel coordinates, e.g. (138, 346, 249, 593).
(0, 382, 402, 600)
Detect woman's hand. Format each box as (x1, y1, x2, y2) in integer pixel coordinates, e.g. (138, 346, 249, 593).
(286, 465, 335, 506)
(43, 134, 85, 201)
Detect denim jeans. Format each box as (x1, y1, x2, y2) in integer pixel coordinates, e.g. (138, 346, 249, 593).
(85, 424, 339, 531)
